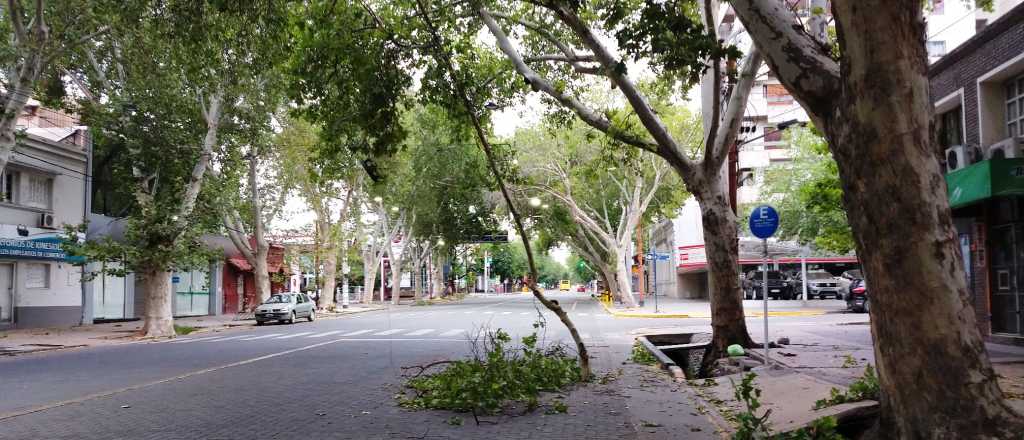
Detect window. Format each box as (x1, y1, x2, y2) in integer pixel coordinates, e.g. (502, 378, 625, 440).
(938, 106, 964, 148)
(25, 263, 50, 289)
(1007, 74, 1024, 138)
(23, 174, 52, 209)
(0, 170, 17, 203)
(927, 41, 947, 58)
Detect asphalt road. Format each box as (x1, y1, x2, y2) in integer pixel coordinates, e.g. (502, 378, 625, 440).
(0, 292, 871, 440)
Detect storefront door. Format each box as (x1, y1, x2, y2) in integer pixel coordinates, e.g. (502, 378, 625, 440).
(0, 263, 13, 324)
(990, 224, 1024, 335)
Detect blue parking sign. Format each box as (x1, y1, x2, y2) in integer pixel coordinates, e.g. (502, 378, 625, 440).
(749, 205, 780, 239)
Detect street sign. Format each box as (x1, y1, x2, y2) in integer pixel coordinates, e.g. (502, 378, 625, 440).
(644, 252, 671, 261)
(749, 205, 780, 239)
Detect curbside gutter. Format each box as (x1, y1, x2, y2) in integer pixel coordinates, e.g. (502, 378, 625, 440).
(637, 336, 687, 382)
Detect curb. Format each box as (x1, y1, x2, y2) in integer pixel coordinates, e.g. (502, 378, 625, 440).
(599, 300, 827, 318)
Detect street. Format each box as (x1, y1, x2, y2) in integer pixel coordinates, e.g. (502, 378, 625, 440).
(0, 292, 871, 440)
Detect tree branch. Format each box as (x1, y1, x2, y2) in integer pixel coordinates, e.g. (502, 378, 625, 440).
(729, 0, 840, 122)
(705, 46, 762, 175)
(478, 9, 658, 152)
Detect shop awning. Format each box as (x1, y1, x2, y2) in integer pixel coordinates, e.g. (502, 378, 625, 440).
(946, 158, 1024, 209)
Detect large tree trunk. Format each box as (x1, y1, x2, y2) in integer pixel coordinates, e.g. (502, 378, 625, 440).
(826, 4, 1022, 435)
(612, 249, 638, 308)
(140, 267, 175, 338)
(694, 185, 755, 374)
(731, 1, 1024, 435)
(413, 261, 423, 300)
(390, 253, 403, 305)
(362, 255, 377, 304)
(431, 254, 445, 298)
(320, 248, 338, 310)
(253, 249, 271, 305)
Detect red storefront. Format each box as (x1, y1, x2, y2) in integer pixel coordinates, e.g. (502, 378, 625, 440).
(222, 239, 287, 314)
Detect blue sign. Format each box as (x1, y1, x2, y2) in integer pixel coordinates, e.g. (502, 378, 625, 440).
(172, 276, 181, 283)
(749, 205, 780, 239)
(0, 236, 68, 261)
(644, 253, 672, 261)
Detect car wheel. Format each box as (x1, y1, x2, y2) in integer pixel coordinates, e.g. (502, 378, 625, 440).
(256, 321, 264, 326)
(863, 299, 870, 314)
(308, 309, 316, 322)
(289, 311, 296, 324)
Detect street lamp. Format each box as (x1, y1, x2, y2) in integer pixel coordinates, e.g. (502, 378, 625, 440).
(483, 101, 500, 111)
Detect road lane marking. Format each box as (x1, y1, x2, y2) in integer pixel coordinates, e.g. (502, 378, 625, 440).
(169, 336, 221, 344)
(0, 335, 428, 422)
(239, 333, 283, 341)
(341, 329, 375, 336)
(273, 332, 314, 339)
(204, 335, 250, 342)
(307, 330, 344, 338)
(405, 329, 435, 336)
(463, 311, 473, 314)
(571, 301, 577, 311)
(483, 311, 494, 314)
(501, 311, 512, 315)
(520, 312, 529, 315)
(374, 329, 406, 335)
(578, 313, 589, 316)
(439, 329, 464, 336)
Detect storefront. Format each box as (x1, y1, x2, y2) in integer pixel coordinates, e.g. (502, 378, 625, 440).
(0, 226, 84, 329)
(947, 158, 1024, 338)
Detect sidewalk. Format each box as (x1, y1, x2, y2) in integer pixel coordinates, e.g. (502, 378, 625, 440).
(0, 304, 383, 356)
(602, 295, 846, 318)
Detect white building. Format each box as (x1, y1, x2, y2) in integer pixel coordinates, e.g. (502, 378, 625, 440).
(0, 102, 91, 329)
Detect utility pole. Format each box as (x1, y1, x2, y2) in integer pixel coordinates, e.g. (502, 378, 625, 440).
(483, 249, 489, 294)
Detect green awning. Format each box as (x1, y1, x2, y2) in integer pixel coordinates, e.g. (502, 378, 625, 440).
(946, 158, 1024, 209)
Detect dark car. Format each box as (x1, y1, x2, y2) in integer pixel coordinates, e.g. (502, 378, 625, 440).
(790, 270, 843, 299)
(846, 279, 869, 312)
(743, 270, 792, 300)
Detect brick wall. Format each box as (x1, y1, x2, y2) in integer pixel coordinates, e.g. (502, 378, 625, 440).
(929, 4, 1024, 146)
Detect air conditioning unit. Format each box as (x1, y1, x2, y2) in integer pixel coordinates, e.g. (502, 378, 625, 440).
(945, 145, 968, 172)
(38, 212, 55, 229)
(985, 137, 1023, 159)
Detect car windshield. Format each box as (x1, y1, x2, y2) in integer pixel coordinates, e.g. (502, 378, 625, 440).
(846, 270, 863, 279)
(807, 272, 832, 279)
(265, 294, 293, 304)
(751, 271, 783, 279)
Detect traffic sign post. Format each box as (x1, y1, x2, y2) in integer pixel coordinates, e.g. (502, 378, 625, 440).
(749, 205, 780, 366)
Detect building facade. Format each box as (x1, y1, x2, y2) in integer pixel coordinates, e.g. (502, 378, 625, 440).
(931, 2, 1024, 343)
(1, 104, 90, 329)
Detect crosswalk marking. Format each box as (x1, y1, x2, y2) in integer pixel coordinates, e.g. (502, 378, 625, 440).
(578, 313, 589, 316)
(307, 330, 344, 338)
(463, 311, 473, 314)
(520, 312, 529, 315)
(170, 336, 220, 344)
(406, 329, 435, 336)
(580, 333, 591, 339)
(274, 332, 314, 339)
(240, 333, 283, 341)
(483, 311, 494, 314)
(341, 329, 375, 336)
(374, 329, 406, 336)
(439, 329, 464, 337)
(501, 312, 512, 315)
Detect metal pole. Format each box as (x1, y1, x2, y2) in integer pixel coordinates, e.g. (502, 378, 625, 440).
(653, 254, 659, 313)
(379, 256, 385, 303)
(801, 257, 808, 307)
(483, 249, 489, 294)
(762, 239, 770, 366)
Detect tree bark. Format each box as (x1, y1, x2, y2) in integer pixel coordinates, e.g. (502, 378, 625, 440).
(730, 0, 1024, 435)
(413, 261, 423, 300)
(612, 249, 638, 308)
(320, 247, 338, 310)
(140, 266, 175, 338)
(253, 254, 271, 309)
(431, 253, 445, 298)
(362, 253, 378, 304)
(390, 250, 403, 305)
(694, 183, 755, 374)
